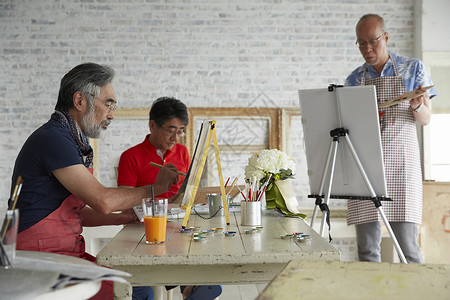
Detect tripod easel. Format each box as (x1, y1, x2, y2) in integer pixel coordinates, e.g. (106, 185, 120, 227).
(309, 127, 408, 264)
(181, 120, 230, 228)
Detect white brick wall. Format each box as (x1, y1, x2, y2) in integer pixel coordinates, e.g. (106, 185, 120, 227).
(0, 0, 418, 216)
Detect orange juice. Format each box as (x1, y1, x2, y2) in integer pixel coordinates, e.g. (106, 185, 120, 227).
(144, 215, 167, 244)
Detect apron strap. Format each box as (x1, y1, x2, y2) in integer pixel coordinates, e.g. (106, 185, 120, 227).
(361, 53, 399, 85)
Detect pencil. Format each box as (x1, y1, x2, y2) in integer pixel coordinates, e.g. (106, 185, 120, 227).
(224, 177, 230, 188)
(149, 162, 187, 176)
(2, 176, 22, 241)
(236, 184, 247, 201)
(225, 177, 239, 196)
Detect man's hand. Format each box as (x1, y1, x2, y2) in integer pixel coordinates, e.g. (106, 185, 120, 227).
(409, 85, 430, 110)
(409, 84, 432, 125)
(153, 163, 179, 195)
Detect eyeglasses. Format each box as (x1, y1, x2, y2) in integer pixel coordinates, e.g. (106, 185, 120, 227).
(355, 32, 385, 48)
(89, 93, 118, 113)
(158, 124, 185, 138)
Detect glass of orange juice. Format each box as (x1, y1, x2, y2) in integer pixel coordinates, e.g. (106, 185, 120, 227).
(142, 198, 168, 244)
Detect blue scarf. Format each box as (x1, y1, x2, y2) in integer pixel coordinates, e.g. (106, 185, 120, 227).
(51, 110, 93, 168)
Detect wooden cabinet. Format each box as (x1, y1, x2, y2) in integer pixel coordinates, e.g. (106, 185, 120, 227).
(421, 181, 450, 263)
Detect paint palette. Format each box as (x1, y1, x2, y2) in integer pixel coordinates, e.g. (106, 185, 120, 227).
(378, 85, 434, 108)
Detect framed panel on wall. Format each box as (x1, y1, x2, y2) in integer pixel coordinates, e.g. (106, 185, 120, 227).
(186, 107, 281, 187)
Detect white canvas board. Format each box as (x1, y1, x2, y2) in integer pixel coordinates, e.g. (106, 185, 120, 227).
(180, 120, 211, 206)
(298, 85, 388, 199)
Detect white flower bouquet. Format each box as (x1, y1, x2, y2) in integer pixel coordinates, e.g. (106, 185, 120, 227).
(244, 149, 306, 219)
(245, 149, 296, 181)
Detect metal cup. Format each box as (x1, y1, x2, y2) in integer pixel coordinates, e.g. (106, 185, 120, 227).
(241, 201, 261, 226)
(207, 193, 231, 217)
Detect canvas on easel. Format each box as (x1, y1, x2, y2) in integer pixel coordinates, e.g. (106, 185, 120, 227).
(298, 85, 407, 263)
(180, 120, 230, 228)
(298, 85, 388, 199)
(178, 119, 210, 206)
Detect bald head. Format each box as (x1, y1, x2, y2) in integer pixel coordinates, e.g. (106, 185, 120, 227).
(356, 14, 385, 33)
(355, 14, 389, 74)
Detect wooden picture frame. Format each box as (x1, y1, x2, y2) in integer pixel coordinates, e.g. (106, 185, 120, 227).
(185, 107, 281, 155)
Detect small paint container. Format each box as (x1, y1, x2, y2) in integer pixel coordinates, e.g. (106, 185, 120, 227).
(280, 234, 294, 239)
(224, 231, 236, 237)
(244, 229, 256, 234)
(292, 232, 304, 236)
(189, 226, 200, 232)
(202, 229, 215, 235)
(296, 236, 312, 244)
(193, 236, 207, 242)
(297, 234, 310, 238)
(179, 228, 192, 233)
(252, 226, 263, 231)
(193, 232, 206, 237)
(211, 227, 223, 232)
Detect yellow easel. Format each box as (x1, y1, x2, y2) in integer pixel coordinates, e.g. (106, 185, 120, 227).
(182, 120, 230, 228)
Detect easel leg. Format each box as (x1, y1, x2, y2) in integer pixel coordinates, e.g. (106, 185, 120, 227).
(345, 135, 407, 264)
(310, 138, 335, 229)
(372, 199, 408, 264)
(319, 139, 338, 238)
(212, 123, 230, 225)
(310, 136, 339, 242)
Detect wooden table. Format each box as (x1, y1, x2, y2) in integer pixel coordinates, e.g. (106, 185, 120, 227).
(256, 260, 450, 300)
(97, 212, 340, 299)
(1, 251, 107, 300)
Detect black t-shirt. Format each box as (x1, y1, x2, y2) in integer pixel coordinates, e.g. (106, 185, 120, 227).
(12, 118, 85, 232)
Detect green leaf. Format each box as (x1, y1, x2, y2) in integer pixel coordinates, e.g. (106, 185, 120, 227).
(264, 181, 307, 220)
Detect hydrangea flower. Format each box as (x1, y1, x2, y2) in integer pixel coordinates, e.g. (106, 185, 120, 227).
(244, 149, 296, 181)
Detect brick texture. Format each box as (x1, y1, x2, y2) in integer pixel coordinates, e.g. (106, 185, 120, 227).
(0, 0, 416, 218)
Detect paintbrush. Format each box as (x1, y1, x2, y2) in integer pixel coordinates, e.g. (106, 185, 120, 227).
(225, 177, 239, 196)
(149, 162, 187, 177)
(8, 176, 22, 210)
(2, 176, 23, 241)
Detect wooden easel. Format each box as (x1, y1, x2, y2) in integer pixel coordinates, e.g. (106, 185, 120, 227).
(182, 120, 230, 228)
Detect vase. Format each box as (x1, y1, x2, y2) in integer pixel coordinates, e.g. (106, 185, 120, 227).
(262, 181, 283, 216)
(264, 179, 307, 219)
(260, 192, 281, 216)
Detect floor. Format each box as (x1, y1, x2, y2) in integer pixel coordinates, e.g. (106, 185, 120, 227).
(164, 284, 267, 300)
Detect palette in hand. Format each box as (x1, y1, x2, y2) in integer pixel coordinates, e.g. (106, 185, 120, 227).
(378, 85, 434, 108)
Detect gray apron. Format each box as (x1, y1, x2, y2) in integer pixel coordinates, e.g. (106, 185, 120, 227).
(347, 54, 422, 225)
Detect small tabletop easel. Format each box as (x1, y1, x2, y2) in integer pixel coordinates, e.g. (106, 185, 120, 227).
(181, 120, 230, 228)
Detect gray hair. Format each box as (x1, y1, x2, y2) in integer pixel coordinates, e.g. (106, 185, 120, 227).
(55, 62, 115, 111)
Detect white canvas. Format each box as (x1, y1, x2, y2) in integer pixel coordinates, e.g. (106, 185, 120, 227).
(298, 85, 388, 200)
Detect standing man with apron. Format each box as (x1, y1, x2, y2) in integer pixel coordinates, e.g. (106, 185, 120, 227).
(345, 14, 437, 263)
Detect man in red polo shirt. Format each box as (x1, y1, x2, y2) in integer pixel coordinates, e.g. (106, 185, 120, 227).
(117, 97, 190, 200)
(117, 97, 222, 299)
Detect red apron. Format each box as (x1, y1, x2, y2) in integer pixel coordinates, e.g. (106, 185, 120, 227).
(17, 168, 113, 299)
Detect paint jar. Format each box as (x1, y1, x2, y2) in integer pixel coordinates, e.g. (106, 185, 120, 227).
(207, 193, 231, 217)
(241, 201, 261, 226)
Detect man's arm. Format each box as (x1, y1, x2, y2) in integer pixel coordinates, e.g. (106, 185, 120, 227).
(53, 163, 179, 215)
(410, 85, 432, 126)
(81, 206, 138, 226)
